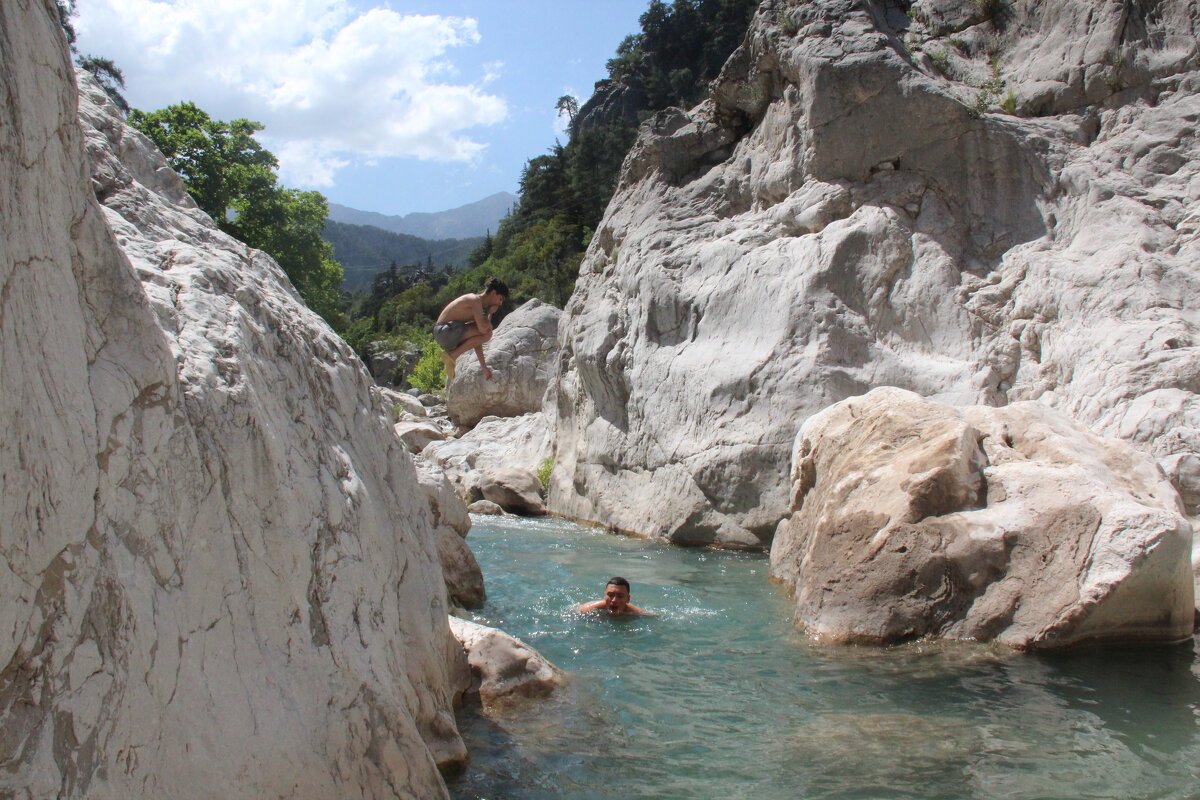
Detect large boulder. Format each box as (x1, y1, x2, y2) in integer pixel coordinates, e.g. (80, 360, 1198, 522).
(548, 0, 1200, 548)
(447, 298, 562, 428)
(769, 388, 1194, 650)
(378, 385, 427, 418)
(447, 617, 564, 704)
(394, 419, 448, 453)
(423, 412, 552, 505)
(479, 467, 546, 517)
(1, 8, 465, 796)
(416, 469, 486, 610)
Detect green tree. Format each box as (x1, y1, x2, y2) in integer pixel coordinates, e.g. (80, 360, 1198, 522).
(555, 95, 579, 128)
(129, 103, 345, 328)
(56, 0, 77, 50)
(129, 103, 278, 223)
(76, 55, 130, 115)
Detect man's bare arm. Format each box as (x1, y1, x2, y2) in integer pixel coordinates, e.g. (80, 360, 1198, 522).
(470, 296, 494, 336)
(474, 343, 493, 380)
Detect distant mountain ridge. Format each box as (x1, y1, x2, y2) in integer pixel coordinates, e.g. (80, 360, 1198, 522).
(328, 191, 515, 240)
(322, 220, 483, 291)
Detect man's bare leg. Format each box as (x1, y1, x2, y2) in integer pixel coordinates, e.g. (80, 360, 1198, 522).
(448, 331, 490, 360)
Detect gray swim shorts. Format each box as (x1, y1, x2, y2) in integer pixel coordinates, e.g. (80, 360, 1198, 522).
(433, 321, 467, 351)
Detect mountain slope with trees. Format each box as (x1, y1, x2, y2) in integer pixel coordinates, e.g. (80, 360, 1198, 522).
(327, 192, 515, 240)
(324, 220, 483, 290)
(344, 0, 760, 375)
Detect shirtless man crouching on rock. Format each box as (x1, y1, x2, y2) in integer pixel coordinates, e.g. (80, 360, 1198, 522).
(433, 277, 510, 381)
(576, 577, 652, 617)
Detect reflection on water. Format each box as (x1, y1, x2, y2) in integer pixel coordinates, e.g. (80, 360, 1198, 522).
(449, 515, 1200, 800)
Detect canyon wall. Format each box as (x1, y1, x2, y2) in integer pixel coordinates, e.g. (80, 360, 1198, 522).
(548, 0, 1200, 548)
(1, 2, 464, 797)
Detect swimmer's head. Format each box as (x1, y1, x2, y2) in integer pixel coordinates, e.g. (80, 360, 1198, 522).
(604, 577, 632, 613)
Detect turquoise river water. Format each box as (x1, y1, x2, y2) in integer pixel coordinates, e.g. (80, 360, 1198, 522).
(447, 514, 1200, 800)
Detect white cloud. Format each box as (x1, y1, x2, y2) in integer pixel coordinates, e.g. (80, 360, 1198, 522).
(75, 0, 508, 188)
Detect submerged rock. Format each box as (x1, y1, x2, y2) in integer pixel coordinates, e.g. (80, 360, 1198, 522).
(448, 617, 564, 703)
(548, 0, 1200, 550)
(770, 388, 1194, 649)
(1, 6, 467, 796)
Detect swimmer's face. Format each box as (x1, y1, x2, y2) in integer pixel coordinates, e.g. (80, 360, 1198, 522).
(604, 584, 630, 613)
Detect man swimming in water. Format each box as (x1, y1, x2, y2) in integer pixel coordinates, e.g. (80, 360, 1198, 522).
(432, 277, 510, 381)
(576, 576, 651, 616)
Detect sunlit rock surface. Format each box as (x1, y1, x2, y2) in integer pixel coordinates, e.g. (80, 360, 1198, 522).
(448, 617, 564, 704)
(770, 388, 1194, 649)
(548, 0, 1200, 548)
(2, 6, 466, 796)
(447, 298, 561, 428)
(417, 469, 486, 609)
(423, 412, 552, 506)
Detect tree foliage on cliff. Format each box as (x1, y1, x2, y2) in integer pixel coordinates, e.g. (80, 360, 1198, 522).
(129, 103, 344, 327)
(339, 0, 757, 377)
(460, 0, 758, 310)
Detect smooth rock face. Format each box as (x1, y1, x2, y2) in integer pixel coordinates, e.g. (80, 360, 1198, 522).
(448, 299, 562, 428)
(467, 500, 507, 515)
(548, 0, 1200, 547)
(416, 469, 485, 609)
(447, 617, 564, 703)
(479, 467, 546, 516)
(379, 386, 427, 418)
(423, 412, 552, 505)
(770, 388, 1194, 650)
(394, 419, 448, 453)
(1, 7, 465, 797)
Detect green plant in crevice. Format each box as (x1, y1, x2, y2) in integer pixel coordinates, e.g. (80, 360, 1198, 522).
(975, 0, 1007, 23)
(928, 48, 949, 71)
(1001, 88, 1018, 115)
(780, 11, 799, 36)
(537, 458, 553, 491)
(1104, 49, 1128, 93)
(409, 339, 447, 394)
(970, 57, 1006, 117)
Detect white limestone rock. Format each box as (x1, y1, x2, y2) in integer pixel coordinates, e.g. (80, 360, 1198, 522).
(447, 617, 564, 704)
(479, 467, 546, 517)
(423, 412, 552, 504)
(415, 468, 485, 609)
(378, 385, 427, 418)
(394, 419, 448, 453)
(468, 500, 507, 515)
(769, 388, 1194, 649)
(1, 6, 466, 796)
(448, 299, 562, 428)
(548, 0, 1200, 549)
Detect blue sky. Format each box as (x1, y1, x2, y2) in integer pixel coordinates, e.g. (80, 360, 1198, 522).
(74, 0, 650, 216)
